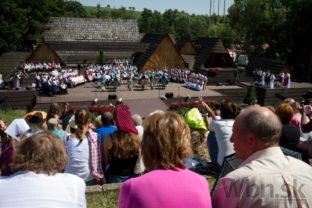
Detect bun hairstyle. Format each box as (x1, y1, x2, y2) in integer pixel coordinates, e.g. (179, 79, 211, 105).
(220, 99, 239, 119)
(74, 108, 90, 140)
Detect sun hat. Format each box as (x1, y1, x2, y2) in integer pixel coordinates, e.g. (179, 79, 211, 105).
(114, 105, 138, 135)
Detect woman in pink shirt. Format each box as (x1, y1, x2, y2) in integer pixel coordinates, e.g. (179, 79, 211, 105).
(119, 112, 212, 208)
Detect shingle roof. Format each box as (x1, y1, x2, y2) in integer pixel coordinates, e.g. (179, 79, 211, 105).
(134, 33, 168, 70)
(193, 37, 234, 69)
(44, 17, 140, 42)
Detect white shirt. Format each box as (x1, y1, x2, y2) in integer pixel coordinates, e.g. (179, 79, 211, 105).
(209, 119, 235, 165)
(0, 171, 86, 208)
(213, 147, 312, 208)
(65, 137, 93, 181)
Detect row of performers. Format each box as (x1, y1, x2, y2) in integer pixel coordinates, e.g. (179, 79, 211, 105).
(253, 69, 291, 88)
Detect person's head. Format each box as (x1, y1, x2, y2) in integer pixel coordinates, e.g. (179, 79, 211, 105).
(47, 103, 60, 119)
(11, 132, 67, 175)
(27, 112, 46, 130)
(230, 106, 282, 161)
(265, 105, 276, 113)
(114, 105, 138, 135)
(220, 100, 239, 119)
(94, 115, 102, 129)
(275, 103, 294, 124)
(132, 114, 143, 126)
(74, 108, 90, 139)
(101, 111, 114, 127)
(47, 118, 58, 130)
(142, 112, 192, 172)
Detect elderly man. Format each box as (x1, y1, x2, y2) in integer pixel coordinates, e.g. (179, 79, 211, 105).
(212, 106, 312, 207)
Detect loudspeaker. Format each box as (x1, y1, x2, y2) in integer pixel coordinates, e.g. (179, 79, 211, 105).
(108, 94, 117, 100)
(165, 92, 174, 99)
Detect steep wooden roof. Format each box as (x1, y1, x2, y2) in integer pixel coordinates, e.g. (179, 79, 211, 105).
(193, 37, 234, 69)
(134, 33, 186, 71)
(134, 33, 169, 70)
(44, 17, 140, 42)
(177, 40, 197, 55)
(26, 43, 63, 64)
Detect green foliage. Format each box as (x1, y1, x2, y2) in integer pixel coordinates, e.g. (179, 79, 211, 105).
(207, 23, 238, 48)
(97, 51, 106, 65)
(0, 0, 86, 54)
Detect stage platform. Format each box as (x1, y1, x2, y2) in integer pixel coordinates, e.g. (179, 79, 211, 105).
(2, 81, 312, 115)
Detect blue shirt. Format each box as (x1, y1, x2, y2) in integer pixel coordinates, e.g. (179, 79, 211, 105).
(95, 125, 117, 144)
(51, 128, 68, 141)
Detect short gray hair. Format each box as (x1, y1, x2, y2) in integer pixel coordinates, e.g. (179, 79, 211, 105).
(237, 106, 282, 145)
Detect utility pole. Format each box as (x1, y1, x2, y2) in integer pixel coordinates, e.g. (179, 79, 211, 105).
(212, 0, 214, 25)
(223, 0, 226, 22)
(217, 0, 220, 24)
(209, 0, 212, 27)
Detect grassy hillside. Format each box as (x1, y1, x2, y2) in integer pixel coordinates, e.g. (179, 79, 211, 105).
(84, 6, 142, 20)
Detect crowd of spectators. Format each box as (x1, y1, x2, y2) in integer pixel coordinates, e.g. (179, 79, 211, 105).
(1, 93, 312, 206)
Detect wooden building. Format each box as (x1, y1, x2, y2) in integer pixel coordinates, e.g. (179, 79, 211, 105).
(193, 37, 235, 70)
(26, 43, 63, 64)
(0, 52, 30, 77)
(134, 33, 186, 72)
(176, 40, 197, 70)
(32, 17, 146, 64)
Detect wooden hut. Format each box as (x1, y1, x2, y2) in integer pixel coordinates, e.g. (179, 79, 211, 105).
(26, 43, 63, 64)
(193, 37, 235, 70)
(134, 33, 186, 72)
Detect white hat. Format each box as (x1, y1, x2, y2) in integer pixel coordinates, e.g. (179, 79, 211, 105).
(5, 119, 30, 141)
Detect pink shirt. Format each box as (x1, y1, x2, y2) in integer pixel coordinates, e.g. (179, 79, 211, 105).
(119, 168, 211, 208)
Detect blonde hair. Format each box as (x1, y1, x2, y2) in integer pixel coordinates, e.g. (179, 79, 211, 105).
(142, 112, 192, 171)
(275, 103, 294, 124)
(12, 132, 67, 175)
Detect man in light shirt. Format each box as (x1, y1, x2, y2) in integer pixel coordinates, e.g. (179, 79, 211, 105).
(212, 105, 312, 207)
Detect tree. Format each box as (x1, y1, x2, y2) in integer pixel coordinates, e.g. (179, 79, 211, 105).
(97, 50, 106, 65)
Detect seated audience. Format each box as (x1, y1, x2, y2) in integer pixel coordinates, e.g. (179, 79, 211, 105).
(96, 111, 117, 145)
(275, 103, 300, 150)
(47, 118, 67, 141)
(212, 106, 312, 207)
(199, 97, 238, 166)
(119, 111, 212, 208)
(0, 132, 86, 207)
(64, 109, 104, 185)
(103, 105, 140, 183)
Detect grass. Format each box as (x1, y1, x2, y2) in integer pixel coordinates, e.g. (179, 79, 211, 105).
(86, 177, 216, 207)
(87, 190, 119, 208)
(0, 109, 25, 124)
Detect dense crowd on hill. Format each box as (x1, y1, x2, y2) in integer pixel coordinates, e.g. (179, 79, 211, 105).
(0, 96, 312, 207)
